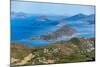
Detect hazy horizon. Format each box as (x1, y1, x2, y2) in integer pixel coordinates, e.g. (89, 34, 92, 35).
(11, 1, 95, 16)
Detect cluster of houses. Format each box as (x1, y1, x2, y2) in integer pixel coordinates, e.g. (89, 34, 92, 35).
(43, 48, 61, 54)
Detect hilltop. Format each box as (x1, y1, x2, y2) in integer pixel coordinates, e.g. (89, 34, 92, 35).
(11, 37, 95, 66)
(11, 42, 36, 59)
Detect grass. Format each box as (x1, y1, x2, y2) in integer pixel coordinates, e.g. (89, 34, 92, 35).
(11, 37, 95, 65)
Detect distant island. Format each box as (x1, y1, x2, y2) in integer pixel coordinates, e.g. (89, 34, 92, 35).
(30, 23, 78, 40)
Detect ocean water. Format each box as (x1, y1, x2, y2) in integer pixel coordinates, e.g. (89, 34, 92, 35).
(11, 15, 95, 46)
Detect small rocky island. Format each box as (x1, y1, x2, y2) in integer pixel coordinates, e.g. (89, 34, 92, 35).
(30, 23, 78, 40)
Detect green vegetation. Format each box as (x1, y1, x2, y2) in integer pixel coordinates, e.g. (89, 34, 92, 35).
(11, 38, 95, 66)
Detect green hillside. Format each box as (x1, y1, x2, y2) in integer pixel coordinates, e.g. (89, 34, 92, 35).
(11, 38, 95, 66)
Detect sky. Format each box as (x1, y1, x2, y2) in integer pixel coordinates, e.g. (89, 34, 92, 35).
(11, 1, 95, 16)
